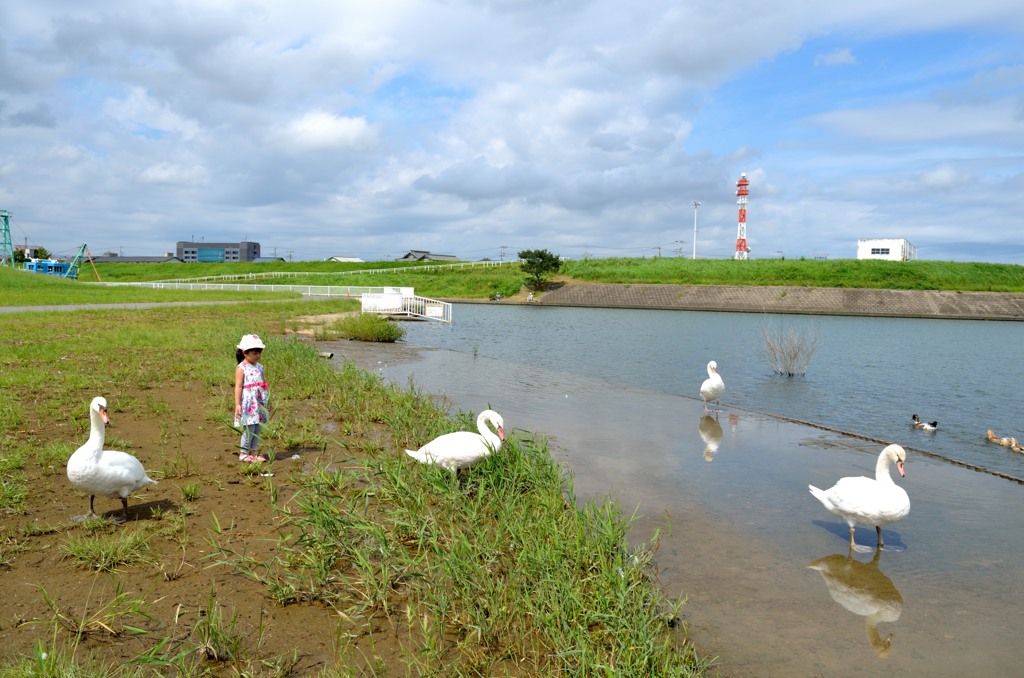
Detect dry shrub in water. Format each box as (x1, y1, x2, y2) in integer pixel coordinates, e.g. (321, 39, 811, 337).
(761, 315, 820, 376)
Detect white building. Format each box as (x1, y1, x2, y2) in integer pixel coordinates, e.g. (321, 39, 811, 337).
(856, 238, 916, 262)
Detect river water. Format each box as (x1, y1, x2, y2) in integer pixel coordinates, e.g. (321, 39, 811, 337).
(324, 303, 1024, 677)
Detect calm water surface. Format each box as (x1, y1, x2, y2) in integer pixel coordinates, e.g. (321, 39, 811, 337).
(327, 303, 1024, 677)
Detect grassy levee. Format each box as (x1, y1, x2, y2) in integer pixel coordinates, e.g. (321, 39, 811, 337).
(562, 257, 1024, 291)
(76, 259, 451, 283)
(0, 266, 299, 306)
(73, 257, 1024, 299)
(0, 296, 709, 675)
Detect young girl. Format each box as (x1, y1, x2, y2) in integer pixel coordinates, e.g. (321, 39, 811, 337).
(234, 334, 270, 462)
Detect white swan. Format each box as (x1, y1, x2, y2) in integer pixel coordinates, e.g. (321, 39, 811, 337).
(67, 396, 157, 523)
(808, 547, 903, 658)
(809, 444, 910, 550)
(700, 360, 725, 413)
(698, 415, 723, 462)
(911, 414, 937, 431)
(405, 410, 506, 471)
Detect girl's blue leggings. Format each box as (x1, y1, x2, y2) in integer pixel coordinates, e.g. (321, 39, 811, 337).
(240, 423, 262, 452)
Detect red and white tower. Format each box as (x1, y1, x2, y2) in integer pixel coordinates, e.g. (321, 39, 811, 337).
(734, 173, 750, 260)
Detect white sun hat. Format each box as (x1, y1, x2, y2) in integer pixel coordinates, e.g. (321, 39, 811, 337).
(237, 334, 266, 351)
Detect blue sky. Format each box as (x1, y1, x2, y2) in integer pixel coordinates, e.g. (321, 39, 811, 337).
(1, 1, 1023, 263)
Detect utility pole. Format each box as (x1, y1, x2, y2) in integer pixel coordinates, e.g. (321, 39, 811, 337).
(500, 245, 509, 261)
(691, 201, 701, 259)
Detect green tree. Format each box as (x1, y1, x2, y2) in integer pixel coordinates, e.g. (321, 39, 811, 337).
(518, 248, 561, 291)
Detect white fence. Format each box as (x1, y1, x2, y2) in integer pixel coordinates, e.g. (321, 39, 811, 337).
(95, 281, 452, 322)
(361, 292, 452, 322)
(149, 259, 518, 284)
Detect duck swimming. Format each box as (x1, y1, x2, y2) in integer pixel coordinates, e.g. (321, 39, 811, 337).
(911, 414, 937, 431)
(986, 429, 1019, 448)
(66, 396, 157, 523)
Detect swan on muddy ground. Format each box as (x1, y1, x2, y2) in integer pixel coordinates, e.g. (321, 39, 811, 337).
(66, 396, 158, 524)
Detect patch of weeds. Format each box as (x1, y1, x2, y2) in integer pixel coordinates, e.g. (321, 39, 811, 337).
(194, 589, 246, 662)
(179, 482, 201, 502)
(22, 521, 66, 537)
(0, 446, 27, 474)
(128, 635, 203, 674)
(61, 528, 155, 571)
(161, 449, 196, 478)
(37, 577, 155, 639)
(0, 399, 25, 437)
(316, 313, 406, 342)
(0, 475, 29, 514)
(239, 461, 268, 476)
(34, 440, 75, 475)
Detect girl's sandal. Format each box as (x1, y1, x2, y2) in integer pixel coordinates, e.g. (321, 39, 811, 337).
(239, 453, 257, 462)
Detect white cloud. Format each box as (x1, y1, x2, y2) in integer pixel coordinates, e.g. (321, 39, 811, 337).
(101, 87, 201, 140)
(814, 48, 856, 66)
(139, 162, 211, 186)
(281, 111, 378, 151)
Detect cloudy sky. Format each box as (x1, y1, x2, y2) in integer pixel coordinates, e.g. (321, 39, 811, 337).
(2, 1, 1023, 263)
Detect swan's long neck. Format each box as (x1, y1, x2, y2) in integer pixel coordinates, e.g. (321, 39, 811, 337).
(875, 454, 895, 485)
(86, 409, 106, 454)
(478, 415, 503, 451)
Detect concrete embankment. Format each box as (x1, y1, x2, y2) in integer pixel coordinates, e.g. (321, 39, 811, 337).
(530, 283, 1024, 321)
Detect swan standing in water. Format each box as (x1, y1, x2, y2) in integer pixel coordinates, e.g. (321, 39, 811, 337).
(67, 396, 157, 523)
(911, 414, 938, 431)
(405, 410, 506, 471)
(700, 360, 725, 413)
(809, 444, 910, 551)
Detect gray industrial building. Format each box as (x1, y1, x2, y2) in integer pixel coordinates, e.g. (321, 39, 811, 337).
(175, 241, 261, 262)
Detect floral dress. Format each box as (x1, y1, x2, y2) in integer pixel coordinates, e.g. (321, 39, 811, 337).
(235, 361, 269, 426)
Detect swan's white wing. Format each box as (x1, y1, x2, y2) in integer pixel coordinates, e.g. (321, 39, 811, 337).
(406, 431, 494, 470)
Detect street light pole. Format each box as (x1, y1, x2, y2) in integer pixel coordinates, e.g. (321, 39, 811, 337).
(691, 201, 701, 259)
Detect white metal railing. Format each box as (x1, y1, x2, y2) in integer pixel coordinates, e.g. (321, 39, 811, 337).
(148, 259, 518, 284)
(93, 281, 452, 322)
(361, 293, 452, 322)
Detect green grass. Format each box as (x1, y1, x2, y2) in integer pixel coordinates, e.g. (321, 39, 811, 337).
(315, 313, 407, 342)
(76, 258, 443, 283)
(561, 256, 1024, 292)
(0, 265, 300, 306)
(61, 529, 155, 572)
(61, 256, 1024, 299)
(0, 299, 708, 675)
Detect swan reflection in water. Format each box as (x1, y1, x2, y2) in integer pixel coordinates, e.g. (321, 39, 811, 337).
(808, 547, 903, 658)
(698, 415, 723, 462)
